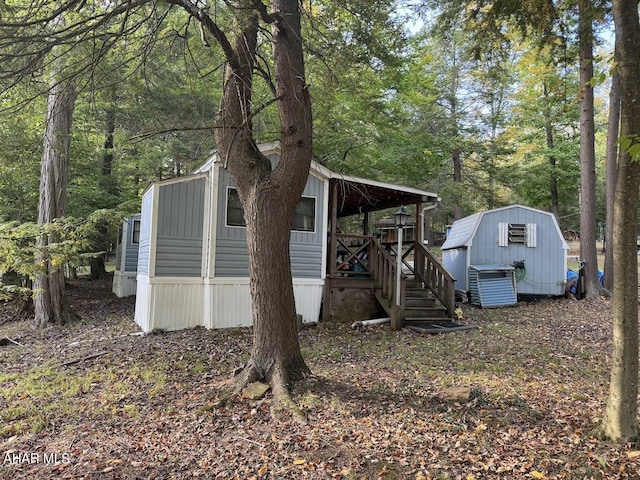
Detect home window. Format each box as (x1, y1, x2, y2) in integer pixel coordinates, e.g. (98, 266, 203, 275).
(498, 222, 537, 247)
(132, 220, 141, 244)
(226, 188, 245, 227)
(226, 188, 316, 232)
(292, 197, 316, 232)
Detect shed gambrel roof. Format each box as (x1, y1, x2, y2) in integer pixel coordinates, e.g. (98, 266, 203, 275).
(441, 212, 482, 250)
(441, 205, 569, 251)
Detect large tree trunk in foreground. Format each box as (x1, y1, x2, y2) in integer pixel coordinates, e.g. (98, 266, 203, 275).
(603, 0, 640, 443)
(33, 76, 79, 328)
(184, 0, 311, 416)
(577, 0, 599, 299)
(603, 51, 620, 293)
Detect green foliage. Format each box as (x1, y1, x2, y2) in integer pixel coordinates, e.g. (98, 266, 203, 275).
(0, 203, 138, 299)
(618, 134, 640, 162)
(0, 0, 617, 252)
(0, 85, 46, 222)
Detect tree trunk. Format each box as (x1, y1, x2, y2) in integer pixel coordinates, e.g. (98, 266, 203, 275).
(202, 0, 312, 403)
(577, 0, 599, 299)
(452, 147, 463, 220)
(603, 50, 621, 292)
(543, 81, 560, 221)
(603, 0, 640, 443)
(33, 75, 79, 328)
(242, 190, 309, 384)
(101, 106, 115, 176)
(90, 103, 117, 281)
(89, 256, 108, 280)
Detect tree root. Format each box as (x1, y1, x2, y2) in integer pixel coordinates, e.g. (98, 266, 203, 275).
(210, 362, 309, 424)
(270, 379, 308, 425)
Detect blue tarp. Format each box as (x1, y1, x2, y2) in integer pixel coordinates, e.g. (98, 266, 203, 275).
(566, 269, 604, 294)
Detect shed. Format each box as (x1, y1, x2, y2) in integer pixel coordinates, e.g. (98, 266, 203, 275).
(442, 205, 569, 299)
(134, 142, 440, 332)
(112, 214, 141, 298)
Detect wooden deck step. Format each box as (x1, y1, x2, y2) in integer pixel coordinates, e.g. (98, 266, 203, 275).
(403, 280, 452, 327)
(405, 305, 447, 315)
(405, 297, 437, 308)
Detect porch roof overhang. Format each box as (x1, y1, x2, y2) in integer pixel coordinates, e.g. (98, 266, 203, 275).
(318, 165, 440, 217)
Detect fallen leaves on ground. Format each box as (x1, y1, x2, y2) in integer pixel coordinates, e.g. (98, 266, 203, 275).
(0, 276, 638, 479)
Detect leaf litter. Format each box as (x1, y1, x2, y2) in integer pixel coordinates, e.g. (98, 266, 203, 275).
(0, 276, 638, 479)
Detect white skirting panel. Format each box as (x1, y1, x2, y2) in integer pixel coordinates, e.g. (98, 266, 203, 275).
(293, 281, 324, 325)
(135, 276, 204, 332)
(204, 281, 253, 329)
(134, 276, 152, 332)
(112, 271, 137, 298)
(204, 279, 324, 329)
(135, 276, 324, 332)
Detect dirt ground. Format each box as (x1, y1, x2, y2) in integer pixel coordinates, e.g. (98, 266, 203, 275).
(0, 276, 639, 479)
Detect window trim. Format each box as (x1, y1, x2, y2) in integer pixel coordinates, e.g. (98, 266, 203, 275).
(225, 187, 246, 228)
(131, 219, 141, 244)
(225, 187, 317, 233)
(291, 196, 317, 233)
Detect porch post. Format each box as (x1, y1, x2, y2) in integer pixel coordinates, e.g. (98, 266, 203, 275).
(329, 181, 338, 277)
(415, 200, 424, 274)
(323, 181, 339, 322)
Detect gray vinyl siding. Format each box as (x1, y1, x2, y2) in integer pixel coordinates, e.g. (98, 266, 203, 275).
(290, 243, 323, 277)
(155, 177, 206, 277)
(123, 215, 140, 272)
(137, 191, 153, 276)
(214, 163, 324, 278)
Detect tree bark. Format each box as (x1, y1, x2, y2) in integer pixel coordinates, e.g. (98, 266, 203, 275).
(90, 103, 116, 281)
(577, 0, 599, 299)
(101, 106, 115, 176)
(543, 81, 560, 221)
(603, 0, 640, 443)
(33, 74, 79, 328)
(452, 147, 463, 220)
(200, 0, 311, 404)
(603, 49, 621, 292)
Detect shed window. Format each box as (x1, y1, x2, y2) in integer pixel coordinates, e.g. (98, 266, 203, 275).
(132, 220, 141, 244)
(508, 223, 527, 245)
(498, 222, 537, 247)
(226, 188, 316, 232)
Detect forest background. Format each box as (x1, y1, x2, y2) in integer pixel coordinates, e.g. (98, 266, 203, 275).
(1, 1, 640, 475)
(0, 1, 612, 241)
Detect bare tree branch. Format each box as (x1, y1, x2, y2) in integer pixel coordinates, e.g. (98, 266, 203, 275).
(165, 0, 239, 71)
(128, 94, 280, 144)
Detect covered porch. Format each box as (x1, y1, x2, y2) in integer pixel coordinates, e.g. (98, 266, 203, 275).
(321, 172, 456, 330)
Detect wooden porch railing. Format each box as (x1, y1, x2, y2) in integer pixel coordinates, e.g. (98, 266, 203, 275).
(369, 238, 404, 328)
(411, 242, 456, 318)
(334, 234, 372, 276)
(329, 235, 455, 328)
